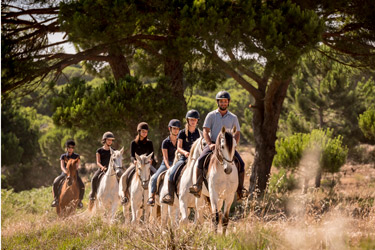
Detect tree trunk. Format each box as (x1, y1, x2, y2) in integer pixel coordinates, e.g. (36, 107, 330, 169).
(108, 46, 130, 82)
(249, 78, 290, 196)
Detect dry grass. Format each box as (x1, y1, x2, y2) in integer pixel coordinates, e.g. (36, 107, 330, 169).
(2, 145, 375, 249)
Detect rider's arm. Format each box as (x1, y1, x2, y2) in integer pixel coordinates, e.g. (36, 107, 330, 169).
(234, 131, 240, 145)
(162, 148, 170, 168)
(60, 159, 67, 174)
(203, 127, 215, 150)
(177, 138, 189, 157)
(96, 153, 106, 171)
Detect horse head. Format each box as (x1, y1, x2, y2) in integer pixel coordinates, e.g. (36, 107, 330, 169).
(66, 158, 79, 186)
(215, 126, 237, 175)
(110, 147, 124, 178)
(135, 152, 153, 189)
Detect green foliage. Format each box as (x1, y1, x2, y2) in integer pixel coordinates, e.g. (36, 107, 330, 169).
(268, 168, 297, 194)
(359, 108, 375, 141)
(274, 129, 348, 174)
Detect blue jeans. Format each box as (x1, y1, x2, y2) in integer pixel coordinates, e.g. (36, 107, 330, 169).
(169, 156, 187, 182)
(150, 160, 172, 194)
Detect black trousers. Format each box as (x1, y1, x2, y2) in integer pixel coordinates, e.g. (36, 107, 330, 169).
(53, 172, 85, 200)
(90, 168, 103, 199)
(197, 145, 245, 173)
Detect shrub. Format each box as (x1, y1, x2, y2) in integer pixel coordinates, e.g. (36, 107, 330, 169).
(274, 129, 348, 174)
(359, 108, 375, 141)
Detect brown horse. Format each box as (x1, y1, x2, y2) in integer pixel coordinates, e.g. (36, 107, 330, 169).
(57, 158, 80, 217)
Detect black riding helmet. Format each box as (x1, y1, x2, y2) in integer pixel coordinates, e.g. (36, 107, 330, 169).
(215, 90, 231, 101)
(102, 131, 115, 144)
(137, 122, 149, 131)
(65, 139, 75, 148)
(185, 109, 200, 120)
(168, 119, 181, 128)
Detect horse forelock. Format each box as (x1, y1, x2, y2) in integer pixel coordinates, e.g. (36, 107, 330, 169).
(224, 131, 234, 155)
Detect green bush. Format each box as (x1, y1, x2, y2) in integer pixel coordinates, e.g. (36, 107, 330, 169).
(273, 129, 348, 174)
(359, 108, 375, 141)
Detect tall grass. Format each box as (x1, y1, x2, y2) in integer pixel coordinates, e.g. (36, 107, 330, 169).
(2, 174, 375, 249)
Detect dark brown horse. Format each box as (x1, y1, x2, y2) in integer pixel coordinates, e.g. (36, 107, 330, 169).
(57, 158, 80, 217)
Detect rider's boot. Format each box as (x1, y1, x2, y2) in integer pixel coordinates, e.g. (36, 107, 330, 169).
(147, 193, 155, 206)
(77, 200, 83, 209)
(51, 198, 59, 207)
(162, 181, 175, 205)
(237, 171, 249, 200)
(189, 167, 204, 198)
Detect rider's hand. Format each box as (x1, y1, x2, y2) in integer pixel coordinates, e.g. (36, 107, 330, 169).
(185, 152, 190, 158)
(101, 167, 107, 172)
(133, 160, 137, 165)
(209, 144, 216, 151)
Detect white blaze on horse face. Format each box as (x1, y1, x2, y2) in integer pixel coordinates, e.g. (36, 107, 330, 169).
(136, 153, 152, 188)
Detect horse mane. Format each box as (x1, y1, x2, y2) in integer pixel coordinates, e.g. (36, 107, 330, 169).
(186, 137, 200, 167)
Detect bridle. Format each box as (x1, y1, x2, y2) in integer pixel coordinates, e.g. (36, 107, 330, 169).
(215, 135, 235, 165)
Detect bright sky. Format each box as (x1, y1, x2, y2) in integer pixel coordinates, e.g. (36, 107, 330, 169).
(48, 32, 76, 54)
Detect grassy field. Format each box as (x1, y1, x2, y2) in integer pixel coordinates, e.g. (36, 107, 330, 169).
(2, 145, 375, 249)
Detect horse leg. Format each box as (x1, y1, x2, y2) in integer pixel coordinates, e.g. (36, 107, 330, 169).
(194, 196, 205, 225)
(179, 200, 189, 225)
(160, 203, 168, 227)
(210, 192, 219, 233)
(222, 199, 232, 235)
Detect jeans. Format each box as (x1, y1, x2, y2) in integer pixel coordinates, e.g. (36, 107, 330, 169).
(150, 160, 172, 194)
(169, 156, 187, 182)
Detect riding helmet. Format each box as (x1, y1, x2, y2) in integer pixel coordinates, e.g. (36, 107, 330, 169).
(102, 131, 115, 141)
(186, 109, 200, 120)
(215, 90, 231, 100)
(168, 119, 181, 128)
(137, 122, 149, 131)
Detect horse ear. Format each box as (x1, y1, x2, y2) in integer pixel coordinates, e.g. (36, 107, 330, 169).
(147, 152, 154, 159)
(221, 126, 226, 134)
(232, 125, 237, 134)
(135, 153, 141, 161)
(119, 147, 124, 155)
(110, 147, 114, 155)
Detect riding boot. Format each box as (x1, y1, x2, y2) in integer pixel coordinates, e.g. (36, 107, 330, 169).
(189, 167, 204, 198)
(51, 198, 59, 207)
(162, 181, 175, 205)
(78, 200, 83, 209)
(147, 193, 155, 206)
(237, 171, 249, 200)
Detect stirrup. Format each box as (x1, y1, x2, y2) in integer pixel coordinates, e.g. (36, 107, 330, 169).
(51, 199, 58, 207)
(161, 194, 173, 205)
(121, 196, 128, 205)
(78, 201, 83, 209)
(147, 197, 155, 207)
(189, 185, 202, 197)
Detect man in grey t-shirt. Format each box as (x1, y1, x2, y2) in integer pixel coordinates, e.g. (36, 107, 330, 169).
(189, 91, 248, 199)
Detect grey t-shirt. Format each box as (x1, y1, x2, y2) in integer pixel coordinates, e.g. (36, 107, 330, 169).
(203, 109, 240, 142)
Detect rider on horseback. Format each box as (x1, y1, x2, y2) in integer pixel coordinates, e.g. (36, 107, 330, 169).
(147, 119, 181, 206)
(51, 140, 85, 208)
(189, 91, 249, 199)
(162, 110, 201, 205)
(88, 131, 116, 204)
(120, 122, 157, 204)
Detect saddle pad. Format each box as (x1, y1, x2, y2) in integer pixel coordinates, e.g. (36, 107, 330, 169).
(172, 161, 187, 183)
(156, 170, 167, 196)
(175, 164, 188, 198)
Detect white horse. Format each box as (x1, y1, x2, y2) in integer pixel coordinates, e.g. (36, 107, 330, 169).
(90, 147, 124, 222)
(177, 136, 207, 225)
(148, 169, 178, 227)
(119, 153, 152, 223)
(198, 126, 238, 234)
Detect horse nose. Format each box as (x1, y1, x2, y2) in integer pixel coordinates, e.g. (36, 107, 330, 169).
(142, 181, 149, 189)
(224, 167, 232, 175)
